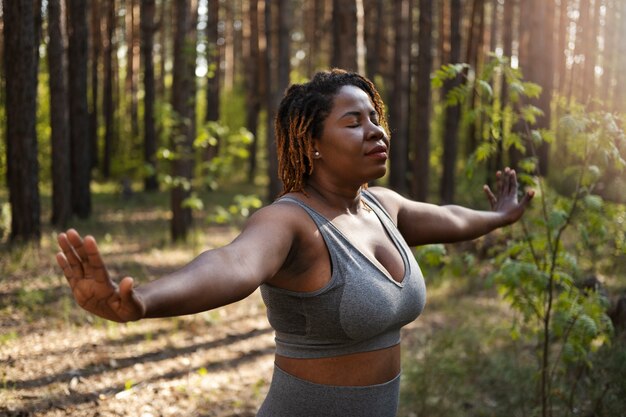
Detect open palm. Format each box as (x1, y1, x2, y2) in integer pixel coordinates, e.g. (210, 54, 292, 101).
(483, 167, 534, 225)
(56, 229, 145, 322)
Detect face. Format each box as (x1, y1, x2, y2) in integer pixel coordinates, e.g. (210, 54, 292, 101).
(312, 85, 390, 187)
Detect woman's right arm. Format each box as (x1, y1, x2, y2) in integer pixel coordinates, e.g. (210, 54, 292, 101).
(56, 204, 297, 323)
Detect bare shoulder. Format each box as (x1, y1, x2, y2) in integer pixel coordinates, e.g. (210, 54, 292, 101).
(366, 186, 409, 222)
(238, 196, 317, 240)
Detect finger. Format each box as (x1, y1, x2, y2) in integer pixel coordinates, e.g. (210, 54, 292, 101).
(508, 168, 518, 195)
(67, 229, 88, 262)
(502, 167, 512, 195)
(57, 232, 85, 277)
(56, 252, 74, 281)
(83, 235, 109, 283)
(483, 185, 497, 209)
(495, 170, 503, 194)
(519, 190, 535, 207)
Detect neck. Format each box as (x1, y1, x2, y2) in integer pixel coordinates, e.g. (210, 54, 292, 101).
(305, 180, 364, 214)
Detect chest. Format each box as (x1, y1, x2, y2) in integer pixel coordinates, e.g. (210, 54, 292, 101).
(330, 214, 406, 283)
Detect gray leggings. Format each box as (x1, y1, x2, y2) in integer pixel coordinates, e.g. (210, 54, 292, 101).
(256, 365, 401, 417)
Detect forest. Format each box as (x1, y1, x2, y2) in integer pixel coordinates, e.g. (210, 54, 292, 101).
(1, 0, 626, 416)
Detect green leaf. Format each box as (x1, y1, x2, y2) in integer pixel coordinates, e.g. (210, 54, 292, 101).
(583, 194, 603, 210)
(477, 80, 493, 99)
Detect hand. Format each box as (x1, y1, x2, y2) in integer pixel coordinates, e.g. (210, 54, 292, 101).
(483, 167, 534, 225)
(56, 229, 145, 322)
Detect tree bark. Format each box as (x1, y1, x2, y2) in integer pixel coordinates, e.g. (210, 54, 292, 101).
(556, 0, 569, 93)
(331, 0, 358, 71)
(388, 0, 410, 194)
(4, 0, 42, 242)
(412, 0, 433, 201)
(126, 0, 140, 137)
(67, 0, 92, 218)
(141, 0, 158, 191)
(205, 0, 220, 162)
(440, 0, 462, 204)
(49, 0, 73, 227)
(600, 0, 616, 108)
(363, 0, 384, 80)
(170, 0, 198, 241)
(90, 0, 101, 170)
(244, 0, 261, 183)
(582, 0, 601, 106)
(102, 0, 115, 179)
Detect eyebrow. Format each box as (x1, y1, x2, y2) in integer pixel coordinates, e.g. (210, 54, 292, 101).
(339, 110, 377, 120)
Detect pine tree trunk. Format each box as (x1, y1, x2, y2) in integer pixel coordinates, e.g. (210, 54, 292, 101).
(170, 0, 198, 241)
(102, 0, 115, 179)
(616, 1, 626, 113)
(600, 0, 616, 107)
(556, 0, 569, 93)
(244, 0, 261, 183)
(332, 0, 358, 71)
(264, 0, 281, 200)
(388, 0, 410, 194)
(90, 0, 101, 170)
(141, 0, 158, 191)
(364, 0, 384, 80)
(67, 0, 92, 218)
(205, 0, 220, 163)
(440, 0, 462, 204)
(412, 0, 433, 201)
(49, 0, 73, 227)
(126, 0, 140, 137)
(4, 0, 42, 242)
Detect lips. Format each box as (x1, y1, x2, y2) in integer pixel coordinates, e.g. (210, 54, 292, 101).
(365, 144, 388, 159)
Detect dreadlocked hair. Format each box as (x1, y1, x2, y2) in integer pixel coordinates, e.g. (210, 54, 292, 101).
(275, 68, 389, 196)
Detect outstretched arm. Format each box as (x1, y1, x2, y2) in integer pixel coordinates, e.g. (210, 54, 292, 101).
(56, 204, 296, 322)
(370, 168, 534, 246)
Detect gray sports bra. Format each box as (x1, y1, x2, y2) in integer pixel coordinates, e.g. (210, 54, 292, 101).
(260, 190, 427, 359)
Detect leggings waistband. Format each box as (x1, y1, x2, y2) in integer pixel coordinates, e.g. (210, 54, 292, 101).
(257, 365, 401, 417)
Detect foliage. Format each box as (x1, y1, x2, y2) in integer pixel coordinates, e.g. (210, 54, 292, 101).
(206, 194, 263, 225)
(433, 55, 626, 416)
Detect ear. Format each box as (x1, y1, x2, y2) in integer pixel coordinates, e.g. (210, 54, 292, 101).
(312, 138, 322, 159)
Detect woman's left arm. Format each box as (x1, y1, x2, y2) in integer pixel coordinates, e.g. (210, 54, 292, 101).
(370, 168, 534, 246)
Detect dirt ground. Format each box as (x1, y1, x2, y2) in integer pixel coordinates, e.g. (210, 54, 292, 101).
(0, 221, 438, 417)
(1, 288, 277, 417)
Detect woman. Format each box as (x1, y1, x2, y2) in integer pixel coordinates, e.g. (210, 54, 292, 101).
(56, 69, 533, 416)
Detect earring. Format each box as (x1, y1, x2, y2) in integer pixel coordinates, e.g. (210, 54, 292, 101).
(314, 151, 320, 157)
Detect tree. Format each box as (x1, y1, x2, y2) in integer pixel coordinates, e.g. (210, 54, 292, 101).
(331, 0, 357, 71)
(388, 0, 410, 194)
(170, 0, 198, 241)
(48, 0, 73, 227)
(244, 0, 261, 183)
(102, 0, 115, 179)
(4, 0, 42, 241)
(264, 0, 284, 201)
(67, 0, 92, 218)
(440, 0, 462, 204)
(90, 0, 102, 170)
(363, 0, 385, 80)
(141, 0, 158, 191)
(126, 0, 140, 138)
(412, 0, 433, 201)
(205, 0, 220, 162)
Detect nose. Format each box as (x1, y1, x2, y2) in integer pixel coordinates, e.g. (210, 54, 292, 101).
(366, 120, 387, 142)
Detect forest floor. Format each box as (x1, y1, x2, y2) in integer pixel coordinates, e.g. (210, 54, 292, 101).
(2, 186, 623, 416)
(0, 187, 454, 417)
(0, 220, 448, 417)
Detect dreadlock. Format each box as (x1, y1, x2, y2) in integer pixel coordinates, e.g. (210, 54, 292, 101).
(275, 69, 389, 196)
